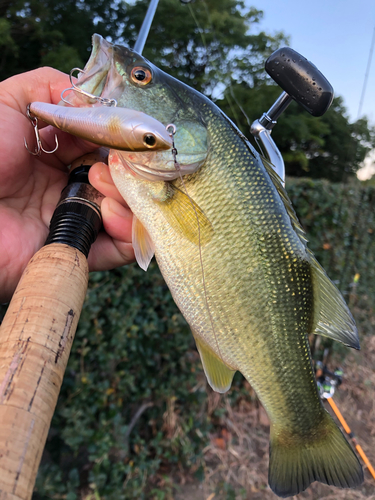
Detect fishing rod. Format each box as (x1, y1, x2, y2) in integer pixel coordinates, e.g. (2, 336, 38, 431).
(0, 1, 163, 499)
(316, 363, 375, 481)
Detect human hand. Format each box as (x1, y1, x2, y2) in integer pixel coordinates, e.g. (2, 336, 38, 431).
(0, 67, 134, 303)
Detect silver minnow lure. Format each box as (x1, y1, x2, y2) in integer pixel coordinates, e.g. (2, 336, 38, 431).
(28, 102, 172, 152)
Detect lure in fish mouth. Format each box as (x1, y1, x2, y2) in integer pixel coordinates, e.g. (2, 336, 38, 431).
(27, 102, 173, 153)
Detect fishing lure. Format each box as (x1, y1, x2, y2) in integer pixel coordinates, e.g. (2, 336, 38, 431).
(25, 102, 172, 154)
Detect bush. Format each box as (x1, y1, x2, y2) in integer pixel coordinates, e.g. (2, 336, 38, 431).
(287, 178, 375, 314)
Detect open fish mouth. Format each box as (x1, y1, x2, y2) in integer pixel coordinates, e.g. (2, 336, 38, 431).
(61, 35, 118, 106)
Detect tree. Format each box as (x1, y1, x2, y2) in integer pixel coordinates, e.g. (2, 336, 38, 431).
(120, 0, 287, 95)
(306, 99, 375, 182)
(1, 0, 287, 96)
(0, 0, 128, 79)
(1, 0, 373, 181)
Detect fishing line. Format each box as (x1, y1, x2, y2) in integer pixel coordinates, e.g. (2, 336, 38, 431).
(187, 0, 254, 142)
(187, 3, 207, 52)
(166, 124, 228, 366)
(229, 85, 251, 128)
(224, 90, 243, 129)
(358, 26, 375, 119)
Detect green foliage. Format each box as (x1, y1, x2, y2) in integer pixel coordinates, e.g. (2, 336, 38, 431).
(41, 46, 84, 75)
(0, 0, 287, 96)
(19, 178, 375, 498)
(287, 178, 375, 309)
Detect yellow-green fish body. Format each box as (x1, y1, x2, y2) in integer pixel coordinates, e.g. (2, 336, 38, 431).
(83, 35, 363, 497)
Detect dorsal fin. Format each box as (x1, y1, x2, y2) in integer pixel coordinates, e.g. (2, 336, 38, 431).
(260, 156, 359, 349)
(261, 156, 308, 247)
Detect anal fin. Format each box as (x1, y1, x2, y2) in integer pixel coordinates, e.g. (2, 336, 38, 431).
(194, 335, 236, 394)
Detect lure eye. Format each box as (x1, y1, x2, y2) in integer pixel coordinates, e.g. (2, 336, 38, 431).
(143, 133, 157, 148)
(131, 67, 152, 85)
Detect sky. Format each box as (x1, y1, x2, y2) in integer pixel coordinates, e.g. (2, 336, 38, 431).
(245, 0, 375, 125)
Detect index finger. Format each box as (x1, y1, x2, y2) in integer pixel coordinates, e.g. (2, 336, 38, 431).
(0, 67, 71, 113)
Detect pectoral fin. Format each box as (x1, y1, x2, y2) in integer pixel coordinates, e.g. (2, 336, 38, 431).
(194, 335, 236, 393)
(132, 215, 155, 271)
(309, 250, 360, 349)
(156, 184, 213, 246)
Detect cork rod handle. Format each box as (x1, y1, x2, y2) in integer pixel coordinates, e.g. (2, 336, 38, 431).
(0, 244, 89, 500)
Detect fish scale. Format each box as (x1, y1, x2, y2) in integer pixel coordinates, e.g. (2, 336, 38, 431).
(203, 114, 319, 426)
(81, 34, 363, 497)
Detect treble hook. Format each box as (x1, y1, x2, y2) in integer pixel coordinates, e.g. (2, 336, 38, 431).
(24, 104, 59, 156)
(61, 68, 117, 107)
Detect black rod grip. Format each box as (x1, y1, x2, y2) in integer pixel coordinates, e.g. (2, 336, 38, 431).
(45, 200, 101, 257)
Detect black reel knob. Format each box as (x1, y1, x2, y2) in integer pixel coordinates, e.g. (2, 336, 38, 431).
(265, 47, 334, 117)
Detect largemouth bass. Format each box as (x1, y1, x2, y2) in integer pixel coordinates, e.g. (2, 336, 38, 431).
(72, 35, 363, 497)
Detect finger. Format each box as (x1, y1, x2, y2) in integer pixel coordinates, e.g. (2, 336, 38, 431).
(0, 67, 71, 113)
(89, 162, 127, 206)
(0, 68, 99, 172)
(88, 197, 135, 271)
(88, 231, 135, 272)
(101, 197, 133, 241)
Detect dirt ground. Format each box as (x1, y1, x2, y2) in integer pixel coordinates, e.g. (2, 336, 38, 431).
(174, 331, 375, 500)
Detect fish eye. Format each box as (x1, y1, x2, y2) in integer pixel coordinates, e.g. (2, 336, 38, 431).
(143, 133, 157, 147)
(131, 67, 152, 85)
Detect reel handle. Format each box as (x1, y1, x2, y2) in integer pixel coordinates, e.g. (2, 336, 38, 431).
(265, 47, 334, 117)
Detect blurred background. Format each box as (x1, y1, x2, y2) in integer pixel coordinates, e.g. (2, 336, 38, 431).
(1, 1, 375, 498)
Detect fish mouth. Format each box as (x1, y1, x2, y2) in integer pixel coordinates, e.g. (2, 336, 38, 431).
(79, 34, 138, 104)
(112, 149, 207, 182)
(79, 34, 113, 97)
(61, 34, 120, 106)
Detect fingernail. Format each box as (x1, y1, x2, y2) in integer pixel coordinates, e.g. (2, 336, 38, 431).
(96, 162, 113, 184)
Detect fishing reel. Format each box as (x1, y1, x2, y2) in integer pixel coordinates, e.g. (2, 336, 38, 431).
(315, 360, 343, 399)
(251, 47, 334, 184)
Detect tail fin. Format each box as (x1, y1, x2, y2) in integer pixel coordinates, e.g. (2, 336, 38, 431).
(269, 410, 363, 498)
